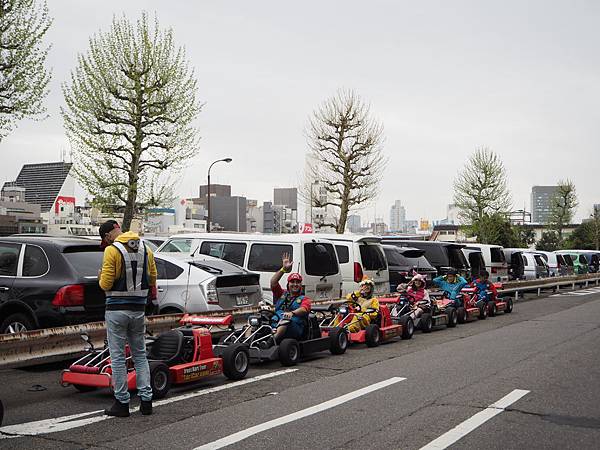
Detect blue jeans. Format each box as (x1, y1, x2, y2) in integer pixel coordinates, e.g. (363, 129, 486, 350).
(105, 310, 152, 403)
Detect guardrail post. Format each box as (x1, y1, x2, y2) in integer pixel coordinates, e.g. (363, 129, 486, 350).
(514, 291, 519, 300)
(555, 284, 560, 293)
(537, 287, 541, 296)
(572, 281, 576, 290)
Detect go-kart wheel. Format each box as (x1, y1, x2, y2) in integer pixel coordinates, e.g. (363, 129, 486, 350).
(279, 339, 300, 366)
(73, 384, 98, 393)
(446, 307, 457, 328)
(399, 316, 414, 340)
(505, 297, 513, 313)
(328, 327, 348, 355)
(421, 313, 433, 333)
(488, 302, 497, 317)
(222, 343, 249, 380)
(149, 361, 171, 399)
(478, 304, 488, 320)
(365, 324, 380, 347)
(456, 307, 467, 324)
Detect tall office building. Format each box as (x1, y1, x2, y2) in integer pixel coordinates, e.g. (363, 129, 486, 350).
(389, 200, 406, 232)
(273, 187, 298, 210)
(346, 214, 361, 233)
(531, 186, 558, 224)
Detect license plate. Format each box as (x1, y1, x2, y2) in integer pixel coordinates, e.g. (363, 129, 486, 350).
(236, 295, 249, 306)
(317, 289, 330, 299)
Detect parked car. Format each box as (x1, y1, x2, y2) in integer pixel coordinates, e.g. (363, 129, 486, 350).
(382, 245, 437, 291)
(0, 236, 106, 335)
(463, 244, 509, 281)
(157, 233, 342, 303)
(154, 254, 262, 314)
(561, 253, 575, 276)
(569, 251, 600, 273)
(522, 252, 549, 280)
(461, 248, 486, 280)
(381, 239, 470, 278)
(536, 251, 569, 277)
(314, 234, 390, 296)
(555, 251, 589, 274)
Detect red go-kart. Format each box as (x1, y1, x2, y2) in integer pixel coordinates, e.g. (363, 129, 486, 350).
(319, 301, 403, 347)
(60, 315, 249, 399)
(486, 283, 513, 316)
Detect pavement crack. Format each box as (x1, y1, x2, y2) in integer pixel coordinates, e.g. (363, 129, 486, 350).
(507, 408, 600, 430)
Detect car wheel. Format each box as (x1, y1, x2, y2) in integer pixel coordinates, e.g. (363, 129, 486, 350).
(505, 298, 513, 313)
(73, 384, 98, 393)
(365, 324, 380, 347)
(222, 343, 249, 380)
(456, 307, 467, 324)
(279, 339, 300, 366)
(149, 361, 171, 399)
(479, 305, 488, 320)
(0, 313, 34, 335)
(328, 327, 348, 355)
(488, 302, 497, 317)
(446, 307, 457, 328)
(421, 313, 433, 333)
(399, 316, 414, 340)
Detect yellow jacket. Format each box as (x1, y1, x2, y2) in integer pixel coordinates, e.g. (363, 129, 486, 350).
(346, 291, 379, 320)
(99, 231, 157, 292)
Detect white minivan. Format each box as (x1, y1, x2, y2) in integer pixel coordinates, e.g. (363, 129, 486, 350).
(463, 244, 509, 282)
(311, 234, 390, 297)
(157, 233, 342, 303)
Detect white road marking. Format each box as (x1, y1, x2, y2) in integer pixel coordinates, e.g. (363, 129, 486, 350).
(419, 389, 530, 450)
(194, 376, 406, 450)
(0, 369, 297, 439)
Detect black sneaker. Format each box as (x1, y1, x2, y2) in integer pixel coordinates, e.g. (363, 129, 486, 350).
(104, 400, 130, 417)
(140, 400, 153, 416)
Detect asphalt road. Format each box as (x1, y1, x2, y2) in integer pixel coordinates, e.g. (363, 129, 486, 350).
(1, 286, 600, 449)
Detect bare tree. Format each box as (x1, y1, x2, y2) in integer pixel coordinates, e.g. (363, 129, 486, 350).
(453, 148, 512, 243)
(0, 0, 52, 140)
(62, 13, 201, 231)
(302, 89, 386, 233)
(550, 179, 578, 241)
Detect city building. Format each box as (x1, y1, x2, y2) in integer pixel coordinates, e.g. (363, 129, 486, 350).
(0, 185, 46, 235)
(346, 214, 361, 233)
(210, 196, 247, 232)
(246, 199, 263, 233)
(531, 185, 558, 224)
(389, 200, 406, 232)
(263, 202, 274, 233)
(273, 187, 298, 210)
(199, 184, 231, 200)
(273, 205, 298, 233)
(404, 220, 419, 233)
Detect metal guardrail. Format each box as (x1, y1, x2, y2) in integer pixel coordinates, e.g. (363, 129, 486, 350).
(1, 275, 599, 369)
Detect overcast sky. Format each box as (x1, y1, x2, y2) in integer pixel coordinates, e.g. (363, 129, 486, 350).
(2, 0, 599, 224)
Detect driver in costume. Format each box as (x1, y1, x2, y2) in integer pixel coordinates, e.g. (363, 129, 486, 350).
(269, 252, 311, 343)
(336, 277, 380, 333)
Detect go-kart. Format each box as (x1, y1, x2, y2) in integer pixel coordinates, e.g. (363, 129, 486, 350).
(60, 314, 249, 399)
(376, 295, 416, 339)
(318, 300, 403, 346)
(485, 283, 513, 316)
(213, 305, 347, 367)
(389, 293, 456, 333)
(432, 287, 488, 324)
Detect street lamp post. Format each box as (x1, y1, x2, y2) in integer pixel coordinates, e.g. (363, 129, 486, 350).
(206, 158, 232, 233)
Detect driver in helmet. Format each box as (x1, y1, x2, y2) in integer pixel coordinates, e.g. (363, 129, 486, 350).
(469, 270, 498, 303)
(337, 277, 380, 333)
(433, 269, 467, 304)
(269, 252, 311, 343)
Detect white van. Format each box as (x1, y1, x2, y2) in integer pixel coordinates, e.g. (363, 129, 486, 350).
(463, 244, 509, 281)
(311, 234, 390, 297)
(157, 233, 342, 303)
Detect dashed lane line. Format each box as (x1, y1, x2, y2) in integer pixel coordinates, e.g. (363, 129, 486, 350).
(0, 368, 297, 439)
(193, 376, 407, 450)
(419, 389, 530, 450)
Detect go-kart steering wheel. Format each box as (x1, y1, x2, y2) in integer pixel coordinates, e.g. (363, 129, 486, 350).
(346, 300, 362, 312)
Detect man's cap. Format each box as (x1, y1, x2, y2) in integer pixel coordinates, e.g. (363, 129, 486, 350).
(98, 220, 119, 239)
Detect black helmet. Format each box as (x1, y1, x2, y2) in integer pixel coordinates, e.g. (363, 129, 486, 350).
(447, 269, 458, 275)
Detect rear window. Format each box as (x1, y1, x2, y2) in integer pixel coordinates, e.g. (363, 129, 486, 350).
(556, 254, 565, 265)
(490, 247, 505, 263)
(383, 247, 402, 266)
(447, 247, 469, 269)
(579, 255, 587, 264)
(248, 244, 293, 272)
(304, 243, 338, 276)
(62, 249, 104, 277)
(155, 258, 184, 280)
(199, 241, 246, 266)
(160, 239, 194, 253)
(563, 254, 574, 265)
(534, 255, 546, 266)
(335, 245, 350, 264)
(23, 245, 49, 276)
(403, 255, 435, 270)
(359, 244, 387, 271)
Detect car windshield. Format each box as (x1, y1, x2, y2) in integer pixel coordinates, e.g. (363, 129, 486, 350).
(160, 239, 194, 253)
(62, 247, 104, 277)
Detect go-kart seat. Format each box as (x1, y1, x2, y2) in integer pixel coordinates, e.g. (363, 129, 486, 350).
(147, 330, 184, 365)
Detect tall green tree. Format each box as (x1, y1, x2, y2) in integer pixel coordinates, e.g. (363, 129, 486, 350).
(565, 209, 600, 250)
(302, 89, 386, 233)
(0, 0, 52, 140)
(62, 13, 201, 231)
(536, 230, 561, 252)
(549, 179, 578, 241)
(453, 148, 512, 243)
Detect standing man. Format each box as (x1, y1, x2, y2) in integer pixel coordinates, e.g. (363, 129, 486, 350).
(98, 220, 157, 417)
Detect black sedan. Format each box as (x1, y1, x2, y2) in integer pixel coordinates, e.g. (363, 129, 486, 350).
(0, 236, 106, 334)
